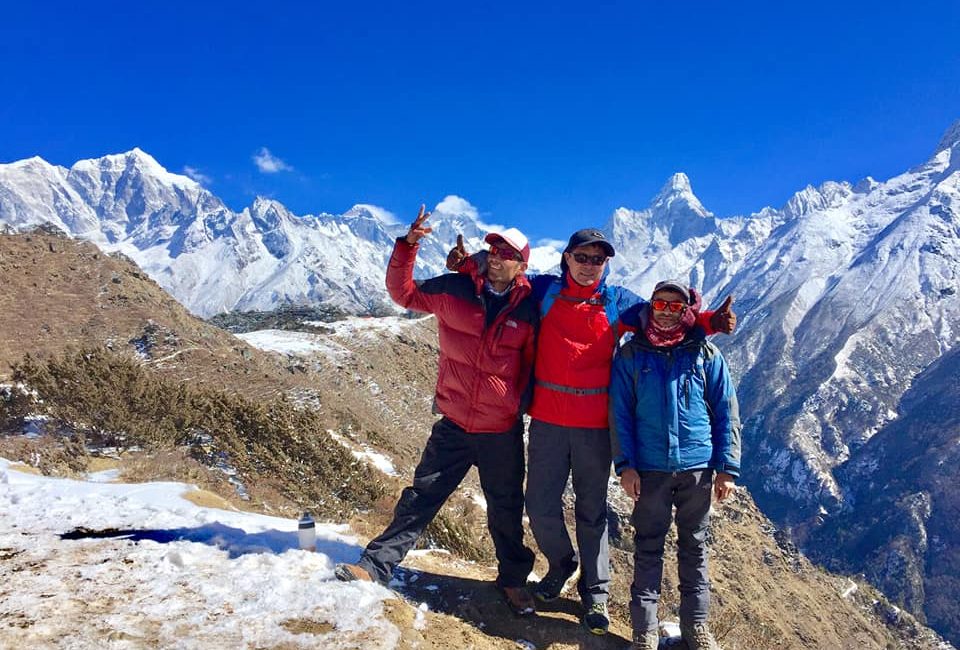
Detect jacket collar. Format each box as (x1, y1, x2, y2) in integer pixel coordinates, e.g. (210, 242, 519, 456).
(561, 264, 609, 297)
(471, 265, 532, 302)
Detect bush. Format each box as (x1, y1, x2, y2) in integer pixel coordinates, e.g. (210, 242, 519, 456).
(9, 347, 385, 518)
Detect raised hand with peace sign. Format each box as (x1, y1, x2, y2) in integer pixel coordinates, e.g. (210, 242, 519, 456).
(405, 204, 433, 245)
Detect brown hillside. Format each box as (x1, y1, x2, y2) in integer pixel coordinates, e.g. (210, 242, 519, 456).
(0, 230, 300, 399)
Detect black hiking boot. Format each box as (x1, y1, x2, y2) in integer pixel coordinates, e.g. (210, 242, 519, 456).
(531, 563, 580, 602)
(582, 601, 609, 635)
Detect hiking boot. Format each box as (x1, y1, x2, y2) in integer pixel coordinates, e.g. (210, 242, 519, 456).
(681, 622, 719, 650)
(629, 629, 660, 650)
(531, 563, 580, 602)
(582, 602, 609, 635)
(334, 563, 373, 583)
(499, 585, 536, 616)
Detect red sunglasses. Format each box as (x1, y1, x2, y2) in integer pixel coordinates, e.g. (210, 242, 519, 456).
(489, 244, 523, 262)
(651, 299, 687, 313)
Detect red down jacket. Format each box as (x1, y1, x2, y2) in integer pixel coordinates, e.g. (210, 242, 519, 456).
(386, 238, 538, 433)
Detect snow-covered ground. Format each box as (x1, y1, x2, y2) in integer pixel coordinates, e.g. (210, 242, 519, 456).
(235, 329, 350, 358)
(0, 458, 402, 649)
(235, 316, 428, 363)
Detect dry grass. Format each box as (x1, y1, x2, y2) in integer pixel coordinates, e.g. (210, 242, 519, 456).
(181, 489, 237, 511)
(86, 457, 120, 473)
(6, 462, 41, 475)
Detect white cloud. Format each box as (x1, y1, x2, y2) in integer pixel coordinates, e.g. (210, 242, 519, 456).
(253, 147, 293, 173)
(535, 238, 566, 249)
(353, 203, 400, 224)
(433, 195, 479, 220)
(182, 165, 212, 185)
(527, 245, 562, 273)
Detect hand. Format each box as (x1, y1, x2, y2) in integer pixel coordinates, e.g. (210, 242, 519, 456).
(710, 295, 737, 334)
(405, 205, 433, 244)
(620, 468, 641, 501)
(714, 472, 736, 501)
(446, 234, 468, 270)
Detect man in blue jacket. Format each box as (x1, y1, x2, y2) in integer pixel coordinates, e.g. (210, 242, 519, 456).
(609, 279, 741, 650)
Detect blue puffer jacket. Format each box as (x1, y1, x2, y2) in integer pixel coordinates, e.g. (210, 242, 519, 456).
(609, 329, 741, 477)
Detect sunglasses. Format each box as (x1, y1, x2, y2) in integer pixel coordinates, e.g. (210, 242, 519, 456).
(651, 299, 687, 313)
(489, 244, 524, 262)
(570, 252, 607, 266)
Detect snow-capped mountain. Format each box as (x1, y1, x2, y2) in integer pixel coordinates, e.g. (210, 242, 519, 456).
(0, 151, 553, 317)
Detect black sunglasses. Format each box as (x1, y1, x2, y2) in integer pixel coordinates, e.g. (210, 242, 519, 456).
(571, 252, 606, 266)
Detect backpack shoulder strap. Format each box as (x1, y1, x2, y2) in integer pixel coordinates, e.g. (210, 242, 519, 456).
(603, 286, 621, 343)
(539, 277, 564, 319)
(697, 340, 718, 420)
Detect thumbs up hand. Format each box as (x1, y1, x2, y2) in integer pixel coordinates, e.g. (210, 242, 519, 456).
(446, 233, 469, 271)
(710, 295, 737, 334)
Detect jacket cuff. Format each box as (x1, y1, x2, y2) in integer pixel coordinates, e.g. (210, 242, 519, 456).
(613, 458, 632, 477)
(712, 462, 740, 478)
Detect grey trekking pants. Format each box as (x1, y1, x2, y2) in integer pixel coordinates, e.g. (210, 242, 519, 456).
(525, 418, 611, 604)
(630, 469, 713, 633)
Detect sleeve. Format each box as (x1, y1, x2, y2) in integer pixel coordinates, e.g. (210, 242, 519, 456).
(518, 319, 537, 413)
(454, 251, 481, 277)
(609, 346, 639, 476)
(696, 310, 719, 336)
(615, 287, 646, 335)
(385, 237, 443, 314)
(704, 348, 742, 477)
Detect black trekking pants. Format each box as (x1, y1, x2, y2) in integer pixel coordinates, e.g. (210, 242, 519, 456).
(357, 417, 535, 587)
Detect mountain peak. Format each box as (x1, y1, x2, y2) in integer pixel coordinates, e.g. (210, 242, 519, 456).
(8, 155, 55, 171)
(343, 204, 398, 224)
(935, 119, 960, 153)
(651, 172, 712, 219)
(105, 148, 164, 169)
(252, 195, 282, 209)
(661, 172, 692, 194)
(68, 148, 200, 190)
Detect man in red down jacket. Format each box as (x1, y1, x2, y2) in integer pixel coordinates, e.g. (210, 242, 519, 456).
(448, 228, 736, 634)
(335, 206, 539, 616)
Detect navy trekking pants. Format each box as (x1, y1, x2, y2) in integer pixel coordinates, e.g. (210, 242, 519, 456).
(630, 469, 713, 633)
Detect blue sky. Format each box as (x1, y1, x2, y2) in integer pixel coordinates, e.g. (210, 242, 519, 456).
(2, 1, 959, 242)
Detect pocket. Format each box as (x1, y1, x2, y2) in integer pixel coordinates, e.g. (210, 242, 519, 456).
(495, 319, 527, 350)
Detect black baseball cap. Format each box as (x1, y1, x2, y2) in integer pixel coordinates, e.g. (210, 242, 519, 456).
(565, 228, 615, 257)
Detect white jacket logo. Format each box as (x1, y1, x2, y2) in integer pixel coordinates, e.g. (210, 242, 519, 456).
(505, 320, 518, 328)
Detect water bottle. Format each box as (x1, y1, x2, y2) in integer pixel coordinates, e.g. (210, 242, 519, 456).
(298, 511, 316, 551)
